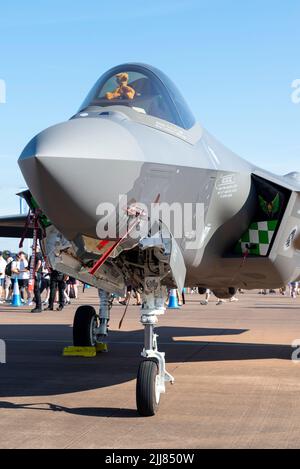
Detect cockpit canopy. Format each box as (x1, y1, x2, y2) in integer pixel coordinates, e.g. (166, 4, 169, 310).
(80, 63, 195, 130)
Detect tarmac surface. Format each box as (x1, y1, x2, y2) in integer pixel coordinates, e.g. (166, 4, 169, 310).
(1, 288, 300, 449)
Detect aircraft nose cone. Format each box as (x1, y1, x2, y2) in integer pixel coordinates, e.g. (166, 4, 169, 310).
(18, 118, 143, 240)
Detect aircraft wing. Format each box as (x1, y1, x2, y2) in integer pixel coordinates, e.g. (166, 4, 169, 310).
(0, 214, 37, 238)
(254, 169, 300, 192)
(0, 189, 48, 239)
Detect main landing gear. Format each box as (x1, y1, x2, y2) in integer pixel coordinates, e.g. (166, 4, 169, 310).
(73, 289, 111, 347)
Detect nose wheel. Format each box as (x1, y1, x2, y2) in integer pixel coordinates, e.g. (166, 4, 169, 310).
(136, 359, 160, 416)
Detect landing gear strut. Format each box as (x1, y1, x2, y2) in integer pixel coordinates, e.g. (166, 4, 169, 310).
(73, 282, 174, 416)
(136, 278, 174, 416)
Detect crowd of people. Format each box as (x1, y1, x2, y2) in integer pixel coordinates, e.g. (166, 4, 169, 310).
(0, 248, 299, 312)
(0, 247, 143, 313)
(195, 284, 300, 305)
(0, 249, 79, 313)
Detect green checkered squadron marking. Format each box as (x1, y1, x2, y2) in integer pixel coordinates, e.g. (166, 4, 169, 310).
(234, 220, 278, 256)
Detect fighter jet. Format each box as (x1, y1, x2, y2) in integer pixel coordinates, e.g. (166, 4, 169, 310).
(1, 63, 300, 416)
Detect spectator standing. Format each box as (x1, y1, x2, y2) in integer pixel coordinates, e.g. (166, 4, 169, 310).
(28, 246, 43, 313)
(0, 252, 7, 303)
(45, 270, 66, 311)
(66, 276, 78, 300)
(290, 282, 299, 299)
(40, 263, 50, 305)
(18, 252, 31, 304)
(4, 255, 13, 302)
(119, 286, 141, 306)
(11, 254, 21, 291)
(200, 288, 211, 305)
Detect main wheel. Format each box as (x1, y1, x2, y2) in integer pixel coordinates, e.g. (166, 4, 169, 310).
(73, 305, 98, 346)
(136, 359, 160, 416)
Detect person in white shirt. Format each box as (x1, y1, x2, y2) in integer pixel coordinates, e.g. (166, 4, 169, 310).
(18, 251, 31, 304)
(8, 254, 21, 301)
(0, 252, 7, 303)
(10, 254, 20, 292)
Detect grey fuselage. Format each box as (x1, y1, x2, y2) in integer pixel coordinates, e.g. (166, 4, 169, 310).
(18, 69, 300, 292)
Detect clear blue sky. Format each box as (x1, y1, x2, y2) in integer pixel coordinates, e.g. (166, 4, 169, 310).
(0, 0, 299, 251)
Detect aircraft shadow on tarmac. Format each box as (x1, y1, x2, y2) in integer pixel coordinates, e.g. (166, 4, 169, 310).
(0, 324, 293, 404)
(0, 401, 138, 418)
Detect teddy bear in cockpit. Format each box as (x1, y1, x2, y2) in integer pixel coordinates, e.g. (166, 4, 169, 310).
(105, 72, 136, 100)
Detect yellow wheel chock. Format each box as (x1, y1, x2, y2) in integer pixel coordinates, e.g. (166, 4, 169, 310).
(96, 342, 108, 353)
(62, 343, 108, 357)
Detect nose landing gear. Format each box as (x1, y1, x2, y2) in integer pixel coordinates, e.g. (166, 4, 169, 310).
(136, 278, 174, 416)
(72, 282, 174, 417)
